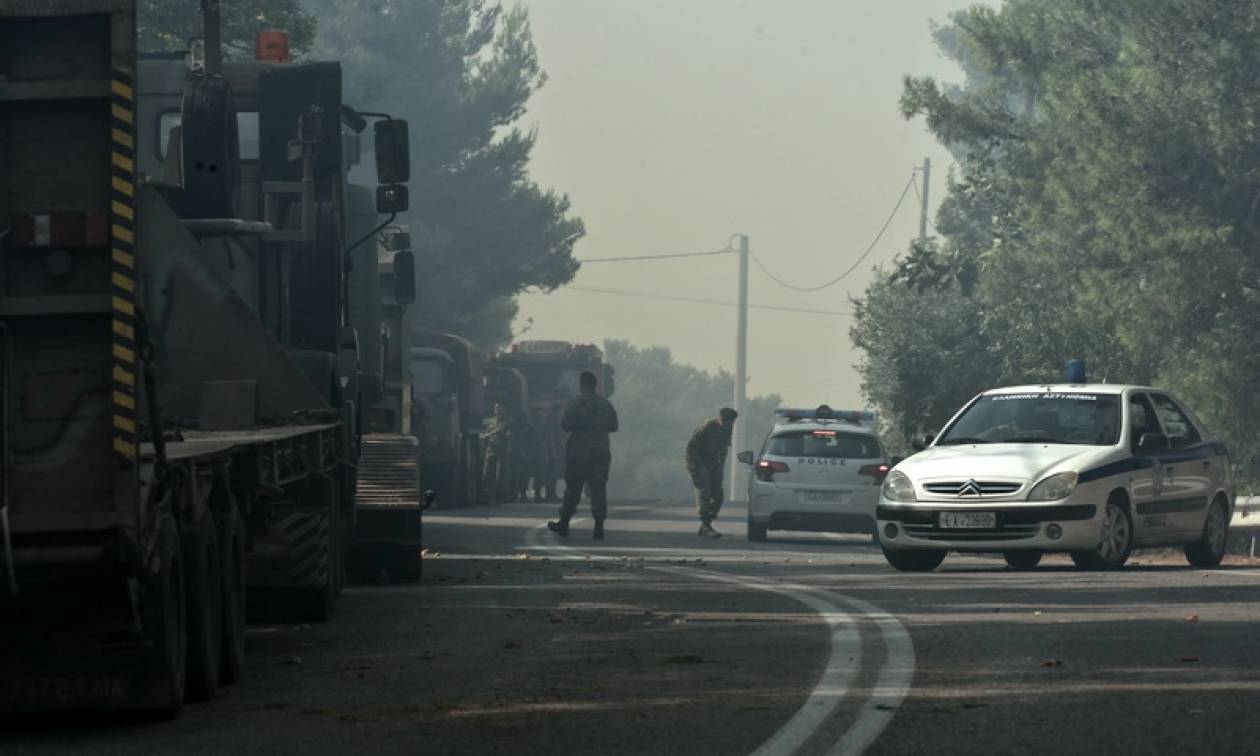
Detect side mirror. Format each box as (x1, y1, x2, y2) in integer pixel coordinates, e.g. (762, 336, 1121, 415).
(393, 250, 416, 305)
(891, 455, 905, 466)
(374, 118, 410, 184)
(376, 184, 409, 213)
(736, 450, 755, 465)
(423, 489, 437, 510)
(911, 433, 935, 452)
(1138, 432, 1169, 454)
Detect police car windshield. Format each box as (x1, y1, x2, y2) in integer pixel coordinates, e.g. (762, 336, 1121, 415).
(767, 430, 881, 459)
(939, 393, 1121, 446)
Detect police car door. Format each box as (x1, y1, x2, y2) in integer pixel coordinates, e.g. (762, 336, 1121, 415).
(1128, 393, 1171, 537)
(1147, 393, 1211, 536)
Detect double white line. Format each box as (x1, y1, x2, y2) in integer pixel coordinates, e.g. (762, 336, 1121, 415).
(524, 522, 915, 756)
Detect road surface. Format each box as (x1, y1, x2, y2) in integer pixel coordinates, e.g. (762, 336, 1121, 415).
(5, 499, 1260, 755)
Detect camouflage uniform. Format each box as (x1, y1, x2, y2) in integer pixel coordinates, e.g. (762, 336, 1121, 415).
(557, 393, 619, 522)
(686, 418, 733, 525)
(482, 414, 513, 504)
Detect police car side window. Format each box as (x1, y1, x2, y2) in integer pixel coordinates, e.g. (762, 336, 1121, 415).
(1149, 394, 1202, 449)
(1129, 394, 1159, 453)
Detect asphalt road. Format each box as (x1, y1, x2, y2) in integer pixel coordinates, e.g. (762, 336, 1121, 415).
(5, 499, 1260, 755)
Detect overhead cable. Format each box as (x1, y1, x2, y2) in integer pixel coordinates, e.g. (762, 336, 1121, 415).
(566, 285, 848, 316)
(577, 247, 733, 263)
(748, 176, 916, 292)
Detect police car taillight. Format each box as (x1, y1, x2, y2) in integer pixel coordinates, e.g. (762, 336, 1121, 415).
(755, 459, 790, 482)
(858, 463, 890, 483)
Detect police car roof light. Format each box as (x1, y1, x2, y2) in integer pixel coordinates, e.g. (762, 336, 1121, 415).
(774, 408, 876, 424)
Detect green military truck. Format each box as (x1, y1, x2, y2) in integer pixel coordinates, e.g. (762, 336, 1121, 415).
(0, 0, 411, 715)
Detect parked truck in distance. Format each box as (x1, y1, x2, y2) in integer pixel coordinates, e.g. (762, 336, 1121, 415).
(411, 332, 485, 508)
(490, 341, 616, 415)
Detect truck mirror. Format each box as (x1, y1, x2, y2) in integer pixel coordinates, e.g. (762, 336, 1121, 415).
(393, 251, 416, 305)
(374, 118, 410, 184)
(376, 184, 408, 213)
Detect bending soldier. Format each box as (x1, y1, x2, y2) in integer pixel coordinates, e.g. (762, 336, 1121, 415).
(686, 407, 738, 538)
(548, 372, 619, 540)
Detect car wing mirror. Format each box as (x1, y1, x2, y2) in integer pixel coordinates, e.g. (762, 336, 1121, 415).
(736, 450, 755, 465)
(911, 432, 935, 452)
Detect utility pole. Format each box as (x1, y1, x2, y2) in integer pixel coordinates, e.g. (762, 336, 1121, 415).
(730, 234, 749, 504)
(918, 157, 931, 242)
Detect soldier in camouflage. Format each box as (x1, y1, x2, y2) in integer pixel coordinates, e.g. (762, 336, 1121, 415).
(686, 407, 738, 538)
(548, 371, 619, 540)
(481, 402, 513, 505)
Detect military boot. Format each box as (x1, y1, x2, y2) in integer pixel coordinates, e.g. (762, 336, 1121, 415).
(547, 516, 570, 538)
(593, 520, 605, 541)
(698, 522, 722, 539)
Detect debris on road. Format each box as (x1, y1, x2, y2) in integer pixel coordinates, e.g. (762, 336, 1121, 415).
(1040, 659, 1063, 667)
(1186, 614, 1200, 623)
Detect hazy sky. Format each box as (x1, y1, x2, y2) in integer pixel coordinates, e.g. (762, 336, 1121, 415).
(515, 0, 970, 408)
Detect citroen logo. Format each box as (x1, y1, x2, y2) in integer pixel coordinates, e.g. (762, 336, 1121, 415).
(958, 479, 982, 497)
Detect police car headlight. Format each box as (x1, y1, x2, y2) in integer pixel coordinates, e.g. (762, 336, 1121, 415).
(882, 471, 916, 502)
(1028, 472, 1078, 502)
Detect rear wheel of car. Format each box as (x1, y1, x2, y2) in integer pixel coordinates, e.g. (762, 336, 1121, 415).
(1184, 496, 1228, 568)
(1003, 550, 1042, 570)
(1070, 496, 1133, 570)
(882, 547, 946, 572)
(746, 518, 768, 542)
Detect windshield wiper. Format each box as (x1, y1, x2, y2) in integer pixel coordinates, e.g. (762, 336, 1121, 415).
(938, 437, 991, 445)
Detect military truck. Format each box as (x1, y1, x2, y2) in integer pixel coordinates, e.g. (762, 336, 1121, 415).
(491, 340, 616, 415)
(0, 0, 410, 715)
(411, 332, 485, 508)
(348, 222, 427, 581)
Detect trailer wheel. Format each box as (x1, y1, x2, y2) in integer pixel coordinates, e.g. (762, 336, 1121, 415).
(299, 508, 340, 621)
(184, 513, 223, 701)
(218, 504, 247, 685)
(140, 515, 187, 718)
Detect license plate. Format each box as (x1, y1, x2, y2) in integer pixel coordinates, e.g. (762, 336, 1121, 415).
(940, 511, 995, 529)
(801, 491, 845, 503)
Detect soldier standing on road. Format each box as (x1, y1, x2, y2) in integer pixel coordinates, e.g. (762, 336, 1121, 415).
(547, 371, 619, 540)
(481, 402, 513, 505)
(515, 408, 545, 502)
(686, 407, 738, 538)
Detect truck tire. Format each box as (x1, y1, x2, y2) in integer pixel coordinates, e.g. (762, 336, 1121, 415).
(387, 544, 421, 583)
(299, 506, 341, 621)
(424, 463, 457, 510)
(140, 515, 187, 718)
(219, 504, 247, 685)
(184, 513, 223, 702)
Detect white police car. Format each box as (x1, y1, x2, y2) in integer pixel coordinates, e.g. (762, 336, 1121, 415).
(877, 384, 1233, 572)
(738, 406, 892, 542)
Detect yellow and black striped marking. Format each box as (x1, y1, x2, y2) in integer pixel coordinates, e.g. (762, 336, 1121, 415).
(110, 65, 138, 460)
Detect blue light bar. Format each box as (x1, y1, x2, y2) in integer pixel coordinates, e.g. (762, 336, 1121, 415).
(774, 407, 876, 424)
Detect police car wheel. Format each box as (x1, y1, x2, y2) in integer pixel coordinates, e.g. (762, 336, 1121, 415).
(746, 518, 768, 542)
(1184, 496, 1228, 568)
(1003, 550, 1042, 570)
(882, 547, 946, 572)
(1070, 497, 1133, 570)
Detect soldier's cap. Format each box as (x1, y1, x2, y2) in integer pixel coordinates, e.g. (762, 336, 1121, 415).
(719, 407, 738, 422)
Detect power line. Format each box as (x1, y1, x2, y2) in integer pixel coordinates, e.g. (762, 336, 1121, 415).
(577, 247, 733, 263)
(566, 285, 848, 316)
(748, 175, 916, 293)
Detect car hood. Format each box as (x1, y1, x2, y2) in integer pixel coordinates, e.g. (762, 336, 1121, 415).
(897, 443, 1115, 483)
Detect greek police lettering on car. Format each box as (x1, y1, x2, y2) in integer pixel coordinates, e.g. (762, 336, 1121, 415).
(877, 383, 1234, 572)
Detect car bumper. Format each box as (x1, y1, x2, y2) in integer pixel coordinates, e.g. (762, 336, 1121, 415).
(749, 487, 878, 534)
(876, 499, 1102, 552)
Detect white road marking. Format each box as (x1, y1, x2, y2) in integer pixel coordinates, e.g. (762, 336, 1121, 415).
(524, 518, 914, 755)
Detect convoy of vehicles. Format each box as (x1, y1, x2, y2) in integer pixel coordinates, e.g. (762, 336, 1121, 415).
(490, 340, 615, 414)
(878, 384, 1234, 572)
(739, 407, 892, 542)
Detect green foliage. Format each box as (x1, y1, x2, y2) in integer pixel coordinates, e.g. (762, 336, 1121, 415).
(854, 0, 1260, 483)
(138, 0, 317, 57)
(602, 340, 783, 501)
(304, 0, 584, 347)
